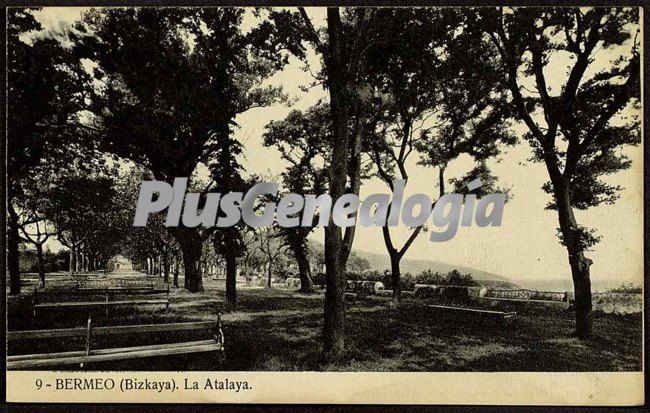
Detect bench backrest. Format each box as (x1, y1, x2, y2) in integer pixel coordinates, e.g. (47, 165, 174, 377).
(8, 315, 225, 369)
(34, 284, 169, 304)
(8, 319, 221, 342)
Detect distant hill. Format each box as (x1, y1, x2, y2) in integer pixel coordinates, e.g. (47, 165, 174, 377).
(351, 248, 520, 289)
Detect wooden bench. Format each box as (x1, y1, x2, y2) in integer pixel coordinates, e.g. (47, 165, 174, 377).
(7, 316, 224, 370)
(426, 304, 516, 321)
(33, 285, 170, 316)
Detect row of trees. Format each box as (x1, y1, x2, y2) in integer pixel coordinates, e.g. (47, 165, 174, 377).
(7, 8, 640, 362)
(298, 6, 639, 355)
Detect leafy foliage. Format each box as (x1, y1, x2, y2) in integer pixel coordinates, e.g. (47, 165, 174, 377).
(478, 7, 640, 249)
(7, 8, 93, 199)
(416, 269, 479, 287)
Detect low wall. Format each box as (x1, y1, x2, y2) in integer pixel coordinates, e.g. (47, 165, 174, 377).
(285, 278, 301, 289)
(347, 280, 385, 295)
(413, 284, 487, 299)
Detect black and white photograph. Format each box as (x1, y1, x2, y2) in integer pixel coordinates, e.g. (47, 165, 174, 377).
(4, 4, 645, 406)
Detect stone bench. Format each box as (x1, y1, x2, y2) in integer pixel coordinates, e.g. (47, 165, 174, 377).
(481, 289, 569, 304)
(346, 280, 385, 296)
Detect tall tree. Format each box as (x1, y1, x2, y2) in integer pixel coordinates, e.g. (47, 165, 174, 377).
(256, 226, 289, 288)
(13, 165, 64, 286)
(17, 218, 56, 288)
(82, 8, 303, 292)
(210, 164, 249, 308)
(239, 228, 266, 282)
(363, 8, 515, 304)
(117, 167, 177, 281)
(478, 7, 641, 338)
(7, 8, 91, 294)
(263, 103, 330, 292)
(213, 226, 245, 308)
(299, 7, 379, 360)
(44, 171, 122, 275)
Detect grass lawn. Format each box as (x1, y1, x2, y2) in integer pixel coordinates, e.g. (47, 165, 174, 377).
(7, 274, 643, 372)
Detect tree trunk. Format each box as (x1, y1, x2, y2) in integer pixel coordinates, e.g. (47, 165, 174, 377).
(551, 174, 593, 339)
(294, 244, 314, 293)
(36, 243, 46, 288)
(70, 247, 77, 275)
(225, 253, 237, 308)
(172, 229, 204, 292)
(570, 253, 592, 339)
(323, 227, 346, 360)
(162, 251, 170, 284)
(7, 209, 21, 295)
(266, 261, 272, 288)
(181, 246, 203, 292)
(321, 8, 351, 362)
(76, 251, 83, 273)
(173, 252, 180, 288)
(390, 252, 402, 304)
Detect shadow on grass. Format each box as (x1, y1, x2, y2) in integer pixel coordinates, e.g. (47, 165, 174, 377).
(7, 280, 643, 372)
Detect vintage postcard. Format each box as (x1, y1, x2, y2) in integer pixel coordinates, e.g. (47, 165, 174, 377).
(4, 4, 645, 406)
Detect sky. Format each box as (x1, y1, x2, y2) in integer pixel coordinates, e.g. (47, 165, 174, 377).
(26, 7, 644, 286)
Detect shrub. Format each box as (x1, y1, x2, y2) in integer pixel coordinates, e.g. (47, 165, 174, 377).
(105, 260, 116, 272)
(312, 272, 326, 286)
(446, 270, 479, 286)
(346, 270, 382, 282)
(415, 269, 445, 285)
(315, 268, 478, 293)
(381, 271, 415, 292)
(415, 269, 479, 287)
(273, 266, 295, 281)
(19, 249, 70, 273)
(347, 270, 416, 291)
(608, 283, 642, 294)
(46, 250, 69, 272)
